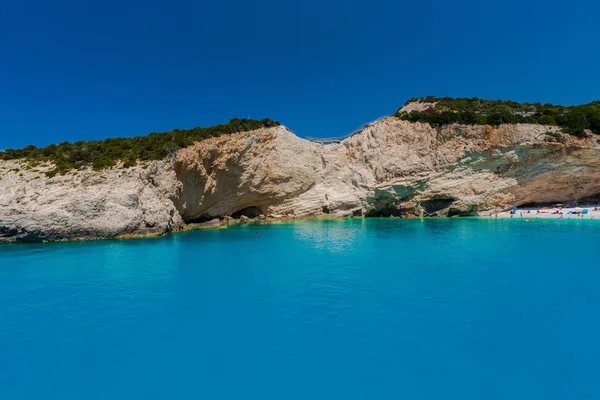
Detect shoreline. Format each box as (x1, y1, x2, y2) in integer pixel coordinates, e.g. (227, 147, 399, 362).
(0, 215, 356, 244)
(2, 212, 600, 245)
(482, 207, 600, 220)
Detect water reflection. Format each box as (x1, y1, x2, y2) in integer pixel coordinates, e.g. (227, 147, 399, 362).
(293, 220, 366, 253)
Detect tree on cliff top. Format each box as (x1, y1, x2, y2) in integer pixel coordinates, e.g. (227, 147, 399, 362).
(0, 118, 280, 177)
(398, 96, 600, 137)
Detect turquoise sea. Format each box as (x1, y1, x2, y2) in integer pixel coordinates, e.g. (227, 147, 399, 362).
(1, 218, 599, 399)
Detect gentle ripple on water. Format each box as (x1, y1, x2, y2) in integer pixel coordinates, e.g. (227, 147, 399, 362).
(1, 218, 600, 399)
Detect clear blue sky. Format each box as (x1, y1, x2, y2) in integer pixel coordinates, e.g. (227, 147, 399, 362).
(1, 0, 599, 149)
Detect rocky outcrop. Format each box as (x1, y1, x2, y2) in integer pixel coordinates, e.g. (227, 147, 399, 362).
(1, 118, 600, 241)
(172, 120, 600, 218)
(0, 160, 183, 242)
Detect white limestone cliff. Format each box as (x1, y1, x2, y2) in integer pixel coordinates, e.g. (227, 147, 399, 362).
(1, 117, 599, 241)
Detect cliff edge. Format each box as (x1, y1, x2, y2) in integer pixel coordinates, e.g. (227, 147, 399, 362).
(2, 117, 600, 242)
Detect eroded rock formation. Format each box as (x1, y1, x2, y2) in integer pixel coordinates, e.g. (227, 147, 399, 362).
(1, 117, 599, 241)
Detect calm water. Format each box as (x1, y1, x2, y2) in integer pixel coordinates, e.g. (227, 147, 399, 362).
(1, 218, 600, 399)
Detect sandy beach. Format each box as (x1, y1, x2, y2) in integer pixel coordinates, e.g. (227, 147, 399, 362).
(485, 207, 600, 220)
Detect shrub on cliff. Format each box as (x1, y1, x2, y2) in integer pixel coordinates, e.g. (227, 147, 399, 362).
(538, 115, 558, 125)
(544, 131, 566, 143)
(563, 111, 588, 137)
(0, 118, 280, 177)
(397, 96, 600, 138)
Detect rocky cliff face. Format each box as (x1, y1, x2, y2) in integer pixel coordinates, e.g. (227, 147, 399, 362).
(0, 160, 183, 242)
(2, 118, 599, 241)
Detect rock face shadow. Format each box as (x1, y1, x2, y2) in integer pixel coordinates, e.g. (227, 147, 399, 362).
(420, 196, 455, 214)
(231, 206, 263, 219)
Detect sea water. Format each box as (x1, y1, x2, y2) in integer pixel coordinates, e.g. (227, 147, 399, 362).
(1, 218, 599, 399)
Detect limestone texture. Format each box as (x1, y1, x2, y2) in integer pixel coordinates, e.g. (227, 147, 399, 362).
(1, 118, 599, 241)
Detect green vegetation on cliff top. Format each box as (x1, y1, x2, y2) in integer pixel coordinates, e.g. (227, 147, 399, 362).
(3, 97, 599, 177)
(0, 118, 279, 177)
(397, 96, 600, 138)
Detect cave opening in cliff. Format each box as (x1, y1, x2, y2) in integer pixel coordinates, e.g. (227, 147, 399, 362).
(187, 214, 218, 223)
(519, 196, 600, 209)
(231, 206, 264, 219)
(364, 208, 403, 218)
(420, 197, 455, 214)
(518, 201, 559, 209)
(581, 194, 600, 206)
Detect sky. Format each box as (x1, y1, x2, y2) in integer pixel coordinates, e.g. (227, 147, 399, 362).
(1, 0, 599, 149)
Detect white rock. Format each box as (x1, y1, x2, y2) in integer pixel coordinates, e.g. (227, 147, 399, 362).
(2, 120, 599, 242)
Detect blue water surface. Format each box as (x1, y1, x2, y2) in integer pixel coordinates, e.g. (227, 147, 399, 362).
(1, 218, 600, 399)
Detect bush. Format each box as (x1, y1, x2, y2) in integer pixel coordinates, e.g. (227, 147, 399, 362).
(544, 131, 566, 143)
(538, 115, 557, 125)
(2, 118, 280, 176)
(564, 111, 587, 137)
(397, 96, 600, 139)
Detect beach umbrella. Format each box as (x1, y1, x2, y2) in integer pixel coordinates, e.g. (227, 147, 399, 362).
(582, 209, 589, 215)
(511, 207, 518, 212)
